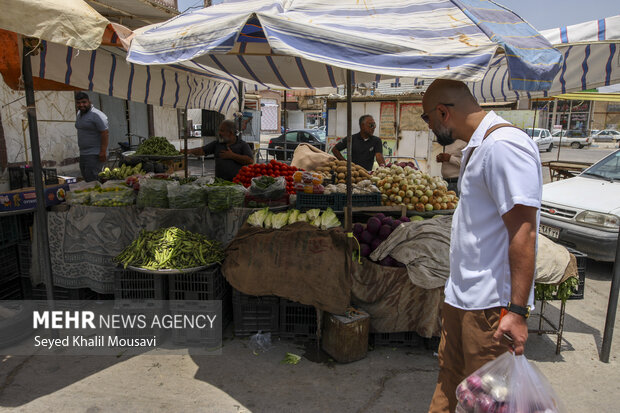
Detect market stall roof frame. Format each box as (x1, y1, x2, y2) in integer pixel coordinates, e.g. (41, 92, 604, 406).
(126, 0, 563, 92)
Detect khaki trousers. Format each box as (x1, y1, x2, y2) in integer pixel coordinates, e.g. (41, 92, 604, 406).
(428, 303, 507, 413)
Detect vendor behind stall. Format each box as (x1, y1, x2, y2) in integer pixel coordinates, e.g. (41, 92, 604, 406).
(184, 120, 254, 181)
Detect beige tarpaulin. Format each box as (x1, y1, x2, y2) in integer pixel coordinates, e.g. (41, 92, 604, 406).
(1, 0, 109, 50)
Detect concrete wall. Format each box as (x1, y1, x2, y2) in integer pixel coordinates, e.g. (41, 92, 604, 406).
(0, 79, 78, 167)
(153, 106, 179, 139)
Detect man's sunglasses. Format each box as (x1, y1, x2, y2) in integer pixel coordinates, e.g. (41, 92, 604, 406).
(421, 103, 454, 124)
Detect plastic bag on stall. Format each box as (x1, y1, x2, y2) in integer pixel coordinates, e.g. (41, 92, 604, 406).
(101, 180, 129, 189)
(205, 184, 246, 213)
(89, 186, 135, 207)
(249, 176, 286, 199)
(456, 352, 566, 413)
(66, 181, 101, 205)
(136, 178, 170, 208)
(166, 181, 207, 209)
(249, 331, 273, 353)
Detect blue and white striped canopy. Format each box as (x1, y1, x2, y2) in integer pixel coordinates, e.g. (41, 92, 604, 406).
(30, 41, 246, 117)
(469, 15, 620, 102)
(127, 0, 562, 91)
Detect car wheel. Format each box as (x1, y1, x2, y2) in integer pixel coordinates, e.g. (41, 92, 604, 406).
(571, 142, 580, 149)
(546, 143, 553, 152)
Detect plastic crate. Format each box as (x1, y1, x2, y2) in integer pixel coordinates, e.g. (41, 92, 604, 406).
(370, 332, 424, 348)
(0, 215, 20, 246)
(0, 245, 22, 299)
(170, 299, 231, 347)
(566, 247, 587, 300)
(168, 265, 229, 301)
(113, 301, 168, 341)
(232, 290, 280, 337)
(8, 166, 27, 190)
(335, 192, 382, 211)
(245, 194, 290, 208)
(17, 213, 34, 241)
(17, 241, 31, 277)
(295, 193, 338, 211)
(26, 167, 59, 186)
(114, 269, 168, 301)
(279, 299, 317, 342)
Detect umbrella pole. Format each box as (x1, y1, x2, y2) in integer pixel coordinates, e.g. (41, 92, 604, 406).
(600, 228, 620, 362)
(345, 70, 352, 233)
(22, 40, 56, 307)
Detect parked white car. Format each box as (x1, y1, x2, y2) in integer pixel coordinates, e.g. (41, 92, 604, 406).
(551, 130, 592, 149)
(539, 150, 620, 261)
(525, 128, 553, 152)
(591, 129, 620, 143)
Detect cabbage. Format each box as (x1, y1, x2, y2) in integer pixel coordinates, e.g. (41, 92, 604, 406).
(306, 209, 321, 221)
(297, 213, 308, 222)
(288, 209, 300, 224)
(264, 212, 274, 229)
(310, 216, 321, 227)
(320, 208, 341, 229)
(272, 212, 290, 229)
(247, 207, 270, 227)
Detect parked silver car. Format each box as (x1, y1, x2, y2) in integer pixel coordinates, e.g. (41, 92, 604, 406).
(591, 129, 620, 143)
(525, 128, 553, 152)
(540, 149, 620, 261)
(551, 130, 592, 149)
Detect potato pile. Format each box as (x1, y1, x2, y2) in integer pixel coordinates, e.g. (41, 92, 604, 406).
(314, 159, 372, 184)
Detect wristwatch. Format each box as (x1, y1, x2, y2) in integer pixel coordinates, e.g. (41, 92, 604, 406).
(506, 302, 531, 319)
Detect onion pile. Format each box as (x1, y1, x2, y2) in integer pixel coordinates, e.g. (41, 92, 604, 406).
(370, 165, 459, 212)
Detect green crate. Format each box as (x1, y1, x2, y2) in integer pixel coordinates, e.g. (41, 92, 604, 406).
(335, 192, 382, 211)
(0, 215, 20, 246)
(295, 193, 338, 211)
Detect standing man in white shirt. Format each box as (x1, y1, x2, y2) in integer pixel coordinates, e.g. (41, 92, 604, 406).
(423, 80, 542, 413)
(436, 140, 467, 194)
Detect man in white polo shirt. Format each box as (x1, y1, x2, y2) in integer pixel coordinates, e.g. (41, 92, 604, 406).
(424, 80, 542, 413)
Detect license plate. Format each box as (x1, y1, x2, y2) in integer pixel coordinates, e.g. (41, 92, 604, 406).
(540, 224, 560, 239)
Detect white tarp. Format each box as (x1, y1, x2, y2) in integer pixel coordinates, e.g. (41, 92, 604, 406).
(0, 0, 109, 50)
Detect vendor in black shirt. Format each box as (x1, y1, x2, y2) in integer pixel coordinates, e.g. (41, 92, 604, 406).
(184, 120, 254, 181)
(332, 114, 386, 171)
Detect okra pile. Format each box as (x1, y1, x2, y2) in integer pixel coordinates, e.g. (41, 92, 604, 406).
(115, 227, 224, 270)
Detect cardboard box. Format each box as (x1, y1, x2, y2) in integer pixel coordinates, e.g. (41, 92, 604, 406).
(58, 176, 78, 184)
(0, 184, 69, 212)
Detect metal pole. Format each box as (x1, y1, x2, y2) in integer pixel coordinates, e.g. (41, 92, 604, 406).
(345, 70, 352, 232)
(237, 80, 244, 136)
(22, 40, 56, 307)
(600, 228, 620, 362)
(557, 100, 567, 161)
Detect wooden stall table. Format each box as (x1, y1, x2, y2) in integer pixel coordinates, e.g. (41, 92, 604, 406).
(542, 160, 592, 182)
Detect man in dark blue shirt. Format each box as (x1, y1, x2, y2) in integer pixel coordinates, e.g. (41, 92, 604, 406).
(185, 120, 254, 181)
(332, 114, 385, 171)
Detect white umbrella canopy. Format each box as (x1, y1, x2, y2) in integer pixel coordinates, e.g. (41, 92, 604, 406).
(127, 0, 562, 92)
(469, 14, 620, 102)
(0, 0, 109, 50)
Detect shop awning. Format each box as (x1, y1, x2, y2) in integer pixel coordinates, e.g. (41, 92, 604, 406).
(127, 0, 562, 91)
(551, 92, 620, 102)
(469, 15, 620, 102)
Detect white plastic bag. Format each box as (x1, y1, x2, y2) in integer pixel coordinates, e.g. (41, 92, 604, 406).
(456, 352, 566, 413)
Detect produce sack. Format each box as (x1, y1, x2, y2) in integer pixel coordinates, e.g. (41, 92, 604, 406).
(206, 184, 246, 213)
(167, 181, 207, 209)
(290, 143, 336, 171)
(101, 180, 128, 189)
(248, 175, 286, 199)
(90, 186, 135, 207)
(456, 352, 566, 413)
(223, 222, 351, 314)
(136, 178, 169, 208)
(66, 181, 100, 205)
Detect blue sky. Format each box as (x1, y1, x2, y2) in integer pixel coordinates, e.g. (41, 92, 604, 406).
(176, 0, 618, 30)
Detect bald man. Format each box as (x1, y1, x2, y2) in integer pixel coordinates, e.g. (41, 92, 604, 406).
(423, 80, 542, 413)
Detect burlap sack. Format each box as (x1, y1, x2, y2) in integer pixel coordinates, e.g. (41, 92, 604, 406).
(290, 143, 336, 171)
(222, 222, 351, 314)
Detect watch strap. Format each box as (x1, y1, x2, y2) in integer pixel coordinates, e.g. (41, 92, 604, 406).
(506, 302, 531, 318)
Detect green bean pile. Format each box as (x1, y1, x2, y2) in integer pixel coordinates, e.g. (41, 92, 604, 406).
(115, 227, 224, 270)
(135, 136, 180, 156)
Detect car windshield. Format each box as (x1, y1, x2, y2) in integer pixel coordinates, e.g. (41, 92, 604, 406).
(525, 128, 542, 138)
(582, 151, 620, 181)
